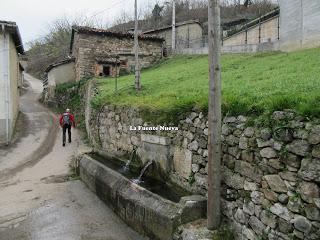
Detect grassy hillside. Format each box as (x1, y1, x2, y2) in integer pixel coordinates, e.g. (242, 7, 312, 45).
(92, 48, 320, 123)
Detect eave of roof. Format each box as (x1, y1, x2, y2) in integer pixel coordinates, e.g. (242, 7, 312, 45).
(142, 20, 202, 35)
(0, 20, 24, 54)
(45, 57, 75, 73)
(69, 26, 164, 54)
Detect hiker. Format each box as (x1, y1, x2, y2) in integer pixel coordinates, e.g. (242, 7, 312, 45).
(59, 108, 76, 147)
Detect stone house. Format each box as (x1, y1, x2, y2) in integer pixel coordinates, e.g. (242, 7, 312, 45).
(70, 26, 165, 81)
(0, 20, 24, 145)
(143, 20, 204, 51)
(43, 57, 76, 100)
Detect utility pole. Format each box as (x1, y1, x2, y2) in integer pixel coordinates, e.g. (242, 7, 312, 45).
(171, 0, 176, 51)
(134, 0, 141, 91)
(207, 0, 222, 230)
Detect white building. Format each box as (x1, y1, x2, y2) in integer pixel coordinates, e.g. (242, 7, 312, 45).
(0, 20, 24, 145)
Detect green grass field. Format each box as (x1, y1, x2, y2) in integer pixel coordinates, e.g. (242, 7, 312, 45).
(92, 48, 320, 122)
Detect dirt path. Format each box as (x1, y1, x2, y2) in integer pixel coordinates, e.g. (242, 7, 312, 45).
(0, 74, 145, 240)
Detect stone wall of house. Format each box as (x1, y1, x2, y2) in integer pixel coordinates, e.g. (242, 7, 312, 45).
(72, 32, 164, 81)
(88, 104, 320, 240)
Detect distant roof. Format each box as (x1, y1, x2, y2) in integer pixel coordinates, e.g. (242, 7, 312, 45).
(70, 26, 164, 54)
(45, 57, 75, 73)
(0, 20, 24, 54)
(143, 20, 202, 35)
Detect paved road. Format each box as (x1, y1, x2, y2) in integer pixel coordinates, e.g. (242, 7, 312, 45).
(0, 74, 145, 240)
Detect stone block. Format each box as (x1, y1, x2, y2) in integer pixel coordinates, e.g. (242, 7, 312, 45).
(173, 147, 192, 179)
(141, 134, 170, 146)
(264, 175, 288, 193)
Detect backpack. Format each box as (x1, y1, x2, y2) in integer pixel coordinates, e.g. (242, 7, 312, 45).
(62, 113, 70, 125)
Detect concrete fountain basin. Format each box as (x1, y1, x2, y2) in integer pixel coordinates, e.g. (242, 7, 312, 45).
(78, 154, 207, 240)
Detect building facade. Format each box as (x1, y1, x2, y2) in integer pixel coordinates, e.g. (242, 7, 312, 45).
(143, 20, 204, 51)
(0, 21, 24, 145)
(280, 0, 320, 51)
(43, 58, 76, 101)
(70, 26, 165, 81)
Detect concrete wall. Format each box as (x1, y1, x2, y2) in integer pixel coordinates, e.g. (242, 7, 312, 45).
(223, 16, 279, 47)
(280, 0, 320, 51)
(47, 61, 75, 98)
(72, 33, 163, 81)
(144, 23, 204, 50)
(0, 32, 20, 144)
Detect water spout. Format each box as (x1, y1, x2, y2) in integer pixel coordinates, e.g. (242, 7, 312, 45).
(132, 160, 154, 184)
(121, 149, 136, 173)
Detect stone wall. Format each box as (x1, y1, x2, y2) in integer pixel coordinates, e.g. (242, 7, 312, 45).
(88, 104, 320, 240)
(72, 32, 164, 81)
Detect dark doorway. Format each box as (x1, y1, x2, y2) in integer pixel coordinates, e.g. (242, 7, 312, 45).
(103, 65, 110, 76)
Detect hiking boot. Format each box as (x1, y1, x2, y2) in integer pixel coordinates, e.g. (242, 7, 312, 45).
(63, 143, 65, 147)
(69, 140, 71, 143)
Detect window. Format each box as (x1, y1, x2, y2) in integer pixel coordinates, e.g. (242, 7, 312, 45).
(103, 65, 110, 76)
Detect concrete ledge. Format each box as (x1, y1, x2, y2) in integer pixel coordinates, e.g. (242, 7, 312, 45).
(141, 134, 171, 146)
(79, 154, 207, 240)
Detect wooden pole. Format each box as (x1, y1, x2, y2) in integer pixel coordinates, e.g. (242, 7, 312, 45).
(172, 0, 176, 51)
(134, 0, 141, 91)
(207, 0, 222, 230)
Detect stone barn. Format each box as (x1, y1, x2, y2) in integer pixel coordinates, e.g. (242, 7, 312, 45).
(70, 26, 165, 81)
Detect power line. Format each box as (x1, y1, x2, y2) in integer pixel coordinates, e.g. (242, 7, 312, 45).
(89, 0, 132, 19)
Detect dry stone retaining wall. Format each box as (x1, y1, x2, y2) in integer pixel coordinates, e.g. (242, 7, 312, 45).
(89, 105, 320, 240)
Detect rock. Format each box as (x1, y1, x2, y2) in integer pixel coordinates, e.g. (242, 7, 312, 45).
(192, 154, 205, 165)
(191, 164, 200, 173)
(222, 124, 232, 135)
(268, 159, 284, 170)
(278, 218, 293, 233)
(286, 140, 310, 157)
(185, 131, 194, 140)
(251, 191, 264, 205)
(264, 175, 288, 193)
(223, 167, 245, 190)
(130, 136, 139, 146)
(294, 129, 308, 140)
(293, 229, 304, 239)
(224, 116, 237, 123)
(226, 135, 239, 146)
(189, 112, 198, 121)
(260, 210, 277, 229)
(291, 215, 312, 233)
(308, 125, 320, 145)
(198, 138, 207, 149)
(237, 115, 247, 122)
(202, 150, 208, 158)
(244, 127, 255, 137)
(188, 140, 199, 151)
(260, 128, 272, 140)
(287, 198, 302, 213)
(274, 128, 293, 142)
(257, 139, 273, 148)
(282, 153, 301, 169)
(234, 161, 262, 183)
(279, 171, 298, 182)
(243, 200, 255, 215)
(298, 181, 320, 203)
(305, 204, 320, 221)
(260, 147, 277, 159)
(241, 150, 254, 162)
(273, 141, 283, 151)
(262, 189, 278, 202)
(249, 216, 266, 235)
(194, 173, 207, 188)
(234, 208, 246, 224)
(278, 194, 289, 204)
(312, 145, 320, 158)
(254, 204, 262, 218)
(314, 198, 320, 209)
(203, 128, 208, 136)
(222, 154, 235, 169)
(298, 158, 320, 183)
(239, 136, 248, 150)
(244, 180, 257, 191)
(270, 203, 292, 221)
(228, 147, 240, 159)
(242, 226, 257, 240)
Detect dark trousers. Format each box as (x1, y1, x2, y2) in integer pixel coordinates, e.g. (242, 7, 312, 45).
(63, 124, 71, 144)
